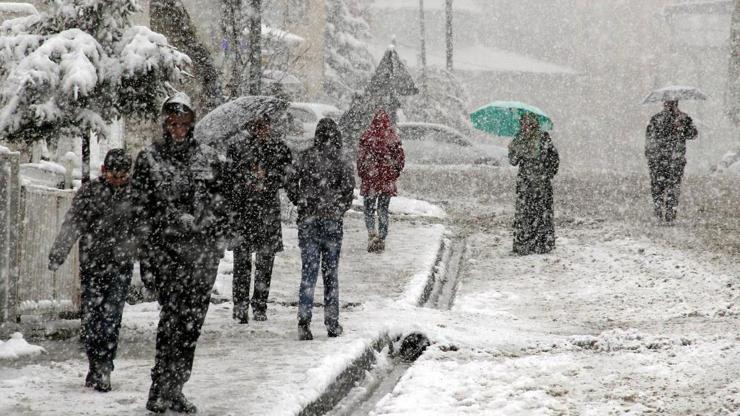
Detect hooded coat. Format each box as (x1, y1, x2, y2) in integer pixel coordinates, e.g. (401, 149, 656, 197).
(287, 118, 355, 223)
(357, 110, 405, 197)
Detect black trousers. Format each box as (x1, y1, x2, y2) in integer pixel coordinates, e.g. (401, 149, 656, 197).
(80, 263, 132, 372)
(232, 246, 275, 314)
(149, 251, 219, 397)
(649, 159, 685, 222)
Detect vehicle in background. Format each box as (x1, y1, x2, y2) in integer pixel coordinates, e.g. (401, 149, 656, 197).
(397, 122, 506, 166)
(284, 102, 342, 153)
(0, 2, 38, 23)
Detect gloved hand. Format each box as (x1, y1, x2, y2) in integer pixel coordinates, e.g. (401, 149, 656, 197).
(48, 261, 61, 272)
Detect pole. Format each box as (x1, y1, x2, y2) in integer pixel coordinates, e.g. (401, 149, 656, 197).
(248, 0, 262, 95)
(81, 132, 90, 185)
(445, 0, 453, 72)
(419, 0, 427, 95)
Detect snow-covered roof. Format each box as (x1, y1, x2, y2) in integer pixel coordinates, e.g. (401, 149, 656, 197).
(369, 42, 576, 75)
(0, 2, 38, 16)
(250, 25, 305, 47)
(371, 0, 479, 12)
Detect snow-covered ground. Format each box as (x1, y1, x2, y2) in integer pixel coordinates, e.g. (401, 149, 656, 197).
(370, 226, 740, 415)
(0, 215, 446, 415)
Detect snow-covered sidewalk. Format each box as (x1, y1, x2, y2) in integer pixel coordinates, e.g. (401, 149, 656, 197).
(0, 214, 446, 416)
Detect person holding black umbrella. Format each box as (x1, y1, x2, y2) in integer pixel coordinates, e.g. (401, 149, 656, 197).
(223, 113, 293, 323)
(645, 100, 698, 223)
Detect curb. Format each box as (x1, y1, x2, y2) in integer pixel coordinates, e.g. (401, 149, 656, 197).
(297, 236, 449, 415)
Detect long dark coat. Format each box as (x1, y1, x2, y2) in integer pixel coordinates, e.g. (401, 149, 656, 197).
(645, 110, 697, 174)
(223, 134, 293, 253)
(508, 132, 559, 255)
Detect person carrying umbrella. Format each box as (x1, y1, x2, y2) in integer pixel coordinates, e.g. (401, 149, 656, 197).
(645, 100, 698, 223)
(357, 108, 405, 253)
(132, 92, 227, 414)
(508, 113, 560, 255)
(222, 112, 293, 323)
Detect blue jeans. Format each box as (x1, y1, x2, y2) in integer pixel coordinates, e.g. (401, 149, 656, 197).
(297, 218, 343, 329)
(363, 195, 391, 240)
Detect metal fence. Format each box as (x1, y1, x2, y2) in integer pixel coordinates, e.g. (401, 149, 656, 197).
(0, 152, 80, 323)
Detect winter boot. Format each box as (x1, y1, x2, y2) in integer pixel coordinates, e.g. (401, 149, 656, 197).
(252, 309, 267, 322)
(169, 392, 198, 414)
(375, 239, 385, 253)
(233, 304, 249, 324)
(327, 324, 343, 338)
(93, 368, 111, 392)
(145, 384, 170, 413)
(298, 323, 313, 341)
(367, 232, 379, 253)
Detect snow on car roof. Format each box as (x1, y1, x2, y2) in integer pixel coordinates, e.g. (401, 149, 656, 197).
(398, 122, 464, 136)
(0, 2, 38, 15)
(371, 0, 478, 12)
(290, 102, 341, 117)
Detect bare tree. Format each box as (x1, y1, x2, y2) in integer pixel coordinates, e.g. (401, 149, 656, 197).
(247, 0, 263, 95)
(730, 0, 740, 127)
(222, 0, 245, 98)
(445, 0, 453, 71)
(419, 0, 427, 94)
(151, 0, 224, 111)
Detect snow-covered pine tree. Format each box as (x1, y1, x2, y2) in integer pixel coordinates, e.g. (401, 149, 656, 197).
(730, 0, 739, 127)
(324, 0, 374, 107)
(0, 0, 190, 146)
(403, 67, 470, 133)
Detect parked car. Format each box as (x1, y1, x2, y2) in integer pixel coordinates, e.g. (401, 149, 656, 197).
(397, 122, 505, 166)
(283, 102, 342, 153)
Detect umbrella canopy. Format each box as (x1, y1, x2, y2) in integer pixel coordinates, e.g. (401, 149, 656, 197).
(642, 85, 707, 104)
(194, 96, 289, 151)
(470, 101, 554, 137)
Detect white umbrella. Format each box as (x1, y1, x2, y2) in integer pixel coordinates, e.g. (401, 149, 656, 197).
(643, 85, 708, 104)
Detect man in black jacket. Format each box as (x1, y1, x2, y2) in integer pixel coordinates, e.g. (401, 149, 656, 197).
(48, 149, 134, 392)
(287, 118, 355, 340)
(223, 114, 292, 323)
(645, 100, 698, 223)
(132, 92, 226, 414)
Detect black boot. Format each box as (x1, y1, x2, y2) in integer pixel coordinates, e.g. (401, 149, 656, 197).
(327, 324, 343, 338)
(298, 323, 313, 341)
(252, 309, 267, 322)
(169, 391, 198, 414)
(93, 368, 111, 392)
(233, 303, 249, 324)
(145, 383, 169, 413)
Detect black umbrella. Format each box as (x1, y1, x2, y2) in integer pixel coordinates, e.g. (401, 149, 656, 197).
(194, 95, 289, 152)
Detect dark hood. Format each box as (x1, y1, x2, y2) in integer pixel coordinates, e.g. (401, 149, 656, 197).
(313, 118, 343, 156)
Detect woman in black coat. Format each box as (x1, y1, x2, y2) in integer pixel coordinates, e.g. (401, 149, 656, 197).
(508, 113, 560, 255)
(223, 114, 293, 323)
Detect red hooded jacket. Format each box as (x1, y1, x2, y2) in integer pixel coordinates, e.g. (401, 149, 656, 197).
(357, 110, 405, 196)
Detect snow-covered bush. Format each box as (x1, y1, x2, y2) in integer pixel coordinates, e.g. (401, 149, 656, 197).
(0, 0, 190, 145)
(714, 148, 740, 176)
(324, 0, 375, 107)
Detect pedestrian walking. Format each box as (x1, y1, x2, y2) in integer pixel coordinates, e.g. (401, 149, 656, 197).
(645, 100, 698, 223)
(223, 114, 292, 323)
(48, 149, 135, 392)
(508, 113, 560, 255)
(357, 109, 405, 253)
(132, 92, 226, 414)
(287, 118, 355, 341)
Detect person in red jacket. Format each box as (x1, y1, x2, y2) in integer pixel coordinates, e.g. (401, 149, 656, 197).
(357, 109, 405, 253)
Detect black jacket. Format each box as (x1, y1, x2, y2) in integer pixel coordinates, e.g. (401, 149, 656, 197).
(287, 120, 355, 223)
(645, 110, 698, 164)
(49, 177, 135, 274)
(223, 134, 293, 251)
(131, 136, 226, 262)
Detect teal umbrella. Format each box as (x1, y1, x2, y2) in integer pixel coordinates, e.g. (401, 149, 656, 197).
(470, 101, 554, 137)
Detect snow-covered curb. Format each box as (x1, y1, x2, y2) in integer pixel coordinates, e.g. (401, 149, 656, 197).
(352, 190, 447, 219)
